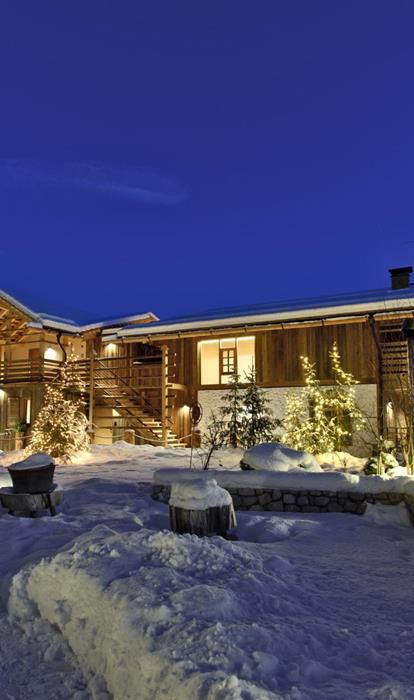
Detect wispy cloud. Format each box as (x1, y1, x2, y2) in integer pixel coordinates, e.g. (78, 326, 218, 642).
(0, 159, 187, 205)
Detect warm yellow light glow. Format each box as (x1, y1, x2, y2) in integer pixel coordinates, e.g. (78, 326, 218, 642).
(199, 340, 219, 384)
(237, 336, 255, 380)
(0, 388, 6, 400)
(113, 409, 120, 417)
(104, 343, 118, 356)
(44, 346, 59, 361)
(26, 398, 31, 424)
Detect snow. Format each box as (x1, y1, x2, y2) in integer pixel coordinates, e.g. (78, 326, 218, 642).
(169, 478, 232, 510)
(242, 443, 322, 472)
(154, 465, 414, 496)
(8, 452, 55, 470)
(1, 443, 414, 698)
(316, 451, 367, 472)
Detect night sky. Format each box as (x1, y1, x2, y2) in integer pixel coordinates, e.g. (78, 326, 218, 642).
(1, 1, 414, 323)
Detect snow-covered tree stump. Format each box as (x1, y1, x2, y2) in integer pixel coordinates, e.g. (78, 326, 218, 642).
(169, 478, 236, 537)
(0, 484, 63, 517)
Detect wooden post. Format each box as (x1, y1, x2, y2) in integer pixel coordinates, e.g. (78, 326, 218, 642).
(369, 316, 385, 437)
(88, 343, 95, 435)
(161, 345, 168, 447)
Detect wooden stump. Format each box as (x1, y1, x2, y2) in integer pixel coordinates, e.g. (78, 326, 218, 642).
(169, 503, 237, 537)
(0, 484, 63, 517)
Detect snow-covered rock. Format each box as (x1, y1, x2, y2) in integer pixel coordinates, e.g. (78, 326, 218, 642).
(169, 478, 232, 510)
(242, 442, 322, 472)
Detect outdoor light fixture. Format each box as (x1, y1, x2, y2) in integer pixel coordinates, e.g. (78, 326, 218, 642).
(44, 346, 59, 361)
(104, 343, 117, 356)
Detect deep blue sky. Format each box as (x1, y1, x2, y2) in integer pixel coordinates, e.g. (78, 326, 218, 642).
(1, 1, 414, 322)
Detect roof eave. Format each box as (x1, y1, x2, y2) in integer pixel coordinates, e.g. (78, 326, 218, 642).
(116, 297, 414, 339)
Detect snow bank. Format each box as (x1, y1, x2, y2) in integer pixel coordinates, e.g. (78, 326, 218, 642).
(243, 443, 322, 472)
(154, 466, 414, 496)
(364, 502, 413, 528)
(169, 478, 232, 510)
(9, 526, 283, 699)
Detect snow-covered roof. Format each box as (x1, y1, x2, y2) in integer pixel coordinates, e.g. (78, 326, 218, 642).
(118, 285, 414, 338)
(0, 289, 158, 334)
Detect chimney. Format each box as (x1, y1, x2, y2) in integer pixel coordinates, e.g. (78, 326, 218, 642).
(389, 266, 413, 290)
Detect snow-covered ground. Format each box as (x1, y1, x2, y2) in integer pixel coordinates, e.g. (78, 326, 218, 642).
(0, 444, 414, 699)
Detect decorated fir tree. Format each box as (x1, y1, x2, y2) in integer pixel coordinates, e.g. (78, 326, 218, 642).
(27, 355, 89, 460)
(282, 356, 335, 453)
(219, 371, 245, 447)
(326, 342, 366, 451)
(282, 346, 365, 454)
(240, 368, 278, 448)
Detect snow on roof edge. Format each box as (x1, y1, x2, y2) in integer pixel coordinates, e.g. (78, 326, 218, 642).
(118, 295, 414, 338)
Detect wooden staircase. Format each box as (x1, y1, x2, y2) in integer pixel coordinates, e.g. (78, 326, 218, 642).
(92, 358, 185, 447)
(378, 320, 408, 378)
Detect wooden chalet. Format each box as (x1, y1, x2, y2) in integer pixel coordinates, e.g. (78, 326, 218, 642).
(0, 267, 413, 453)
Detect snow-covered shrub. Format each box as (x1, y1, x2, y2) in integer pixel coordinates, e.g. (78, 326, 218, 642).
(240, 442, 322, 472)
(364, 452, 400, 476)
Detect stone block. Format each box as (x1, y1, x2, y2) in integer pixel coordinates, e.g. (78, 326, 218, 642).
(343, 501, 358, 513)
(238, 488, 256, 496)
(327, 502, 344, 512)
(231, 495, 241, 507)
(249, 504, 264, 511)
(388, 494, 403, 504)
(301, 505, 320, 513)
(267, 501, 284, 512)
(355, 503, 367, 515)
(283, 494, 296, 505)
(272, 490, 282, 500)
(348, 492, 365, 502)
(284, 505, 300, 512)
(297, 495, 309, 506)
(310, 490, 322, 496)
(242, 496, 258, 506)
(314, 496, 330, 506)
(258, 493, 272, 506)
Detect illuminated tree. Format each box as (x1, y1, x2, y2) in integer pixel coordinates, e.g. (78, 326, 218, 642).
(282, 346, 365, 454)
(282, 357, 335, 453)
(27, 355, 89, 460)
(327, 342, 366, 451)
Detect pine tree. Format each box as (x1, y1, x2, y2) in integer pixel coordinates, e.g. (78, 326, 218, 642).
(219, 371, 245, 447)
(27, 355, 89, 460)
(240, 367, 278, 447)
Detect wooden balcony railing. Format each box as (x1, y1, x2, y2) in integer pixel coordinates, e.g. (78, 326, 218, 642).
(0, 356, 178, 388)
(0, 359, 64, 384)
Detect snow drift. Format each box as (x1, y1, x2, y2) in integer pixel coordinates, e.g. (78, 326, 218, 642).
(242, 443, 322, 472)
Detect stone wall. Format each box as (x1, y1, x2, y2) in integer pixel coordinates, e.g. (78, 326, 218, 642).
(152, 483, 414, 521)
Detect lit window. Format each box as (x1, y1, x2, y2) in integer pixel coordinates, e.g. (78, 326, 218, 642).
(199, 337, 255, 385)
(44, 346, 59, 361)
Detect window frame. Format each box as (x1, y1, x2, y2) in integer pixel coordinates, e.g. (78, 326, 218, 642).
(198, 336, 255, 387)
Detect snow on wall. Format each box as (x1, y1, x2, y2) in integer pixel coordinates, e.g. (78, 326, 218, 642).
(198, 384, 377, 455)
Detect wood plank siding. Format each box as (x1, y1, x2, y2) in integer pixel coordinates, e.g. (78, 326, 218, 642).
(155, 320, 378, 400)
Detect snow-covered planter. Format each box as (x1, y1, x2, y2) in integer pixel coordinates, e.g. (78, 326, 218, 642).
(169, 478, 236, 537)
(240, 442, 322, 472)
(7, 453, 55, 494)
